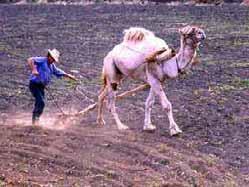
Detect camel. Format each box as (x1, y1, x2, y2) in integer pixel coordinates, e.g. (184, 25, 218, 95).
(97, 25, 206, 136)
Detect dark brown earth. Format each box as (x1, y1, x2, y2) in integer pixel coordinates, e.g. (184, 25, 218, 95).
(0, 4, 249, 186)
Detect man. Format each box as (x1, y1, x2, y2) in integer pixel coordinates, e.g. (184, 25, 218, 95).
(27, 48, 77, 125)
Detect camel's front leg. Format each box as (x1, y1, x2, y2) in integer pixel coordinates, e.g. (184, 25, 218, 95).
(143, 88, 156, 131)
(108, 86, 129, 130)
(148, 76, 182, 136)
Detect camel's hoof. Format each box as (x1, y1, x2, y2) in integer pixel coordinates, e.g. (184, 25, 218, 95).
(118, 124, 129, 130)
(170, 127, 182, 136)
(143, 124, 156, 132)
(97, 118, 106, 126)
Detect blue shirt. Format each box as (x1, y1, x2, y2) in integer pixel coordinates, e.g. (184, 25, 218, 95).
(29, 57, 66, 86)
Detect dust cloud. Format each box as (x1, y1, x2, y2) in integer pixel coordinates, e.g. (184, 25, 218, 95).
(1, 111, 79, 130)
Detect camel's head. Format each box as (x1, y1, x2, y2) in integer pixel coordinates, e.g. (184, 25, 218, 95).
(174, 25, 206, 73)
(179, 25, 206, 44)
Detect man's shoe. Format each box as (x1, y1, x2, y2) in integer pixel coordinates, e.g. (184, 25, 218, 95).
(32, 116, 40, 125)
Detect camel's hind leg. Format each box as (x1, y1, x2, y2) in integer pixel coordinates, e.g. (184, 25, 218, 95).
(143, 88, 156, 131)
(97, 56, 117, 126)
(97, 56, 128, 130)
(97, 85, 108, 126)
(107, 83, 129, 130)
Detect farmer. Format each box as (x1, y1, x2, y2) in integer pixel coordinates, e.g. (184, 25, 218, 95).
(27, 49, 77, 125)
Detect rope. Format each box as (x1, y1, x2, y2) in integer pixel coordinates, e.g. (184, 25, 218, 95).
(45, 87, 68, 115)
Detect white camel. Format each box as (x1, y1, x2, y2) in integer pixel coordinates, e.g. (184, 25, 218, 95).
(97, 25, 206, 136)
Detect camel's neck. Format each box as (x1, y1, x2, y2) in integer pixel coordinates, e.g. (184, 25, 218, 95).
(163, 37, 198, 78)
(177, 37, 197, 70)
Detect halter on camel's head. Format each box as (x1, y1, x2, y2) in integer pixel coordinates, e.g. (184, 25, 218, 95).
(178, 25, 206, 66)
(179, 25, 206, 47)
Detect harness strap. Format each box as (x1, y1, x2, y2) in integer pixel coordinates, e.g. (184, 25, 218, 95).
(175, 56, 183, 74)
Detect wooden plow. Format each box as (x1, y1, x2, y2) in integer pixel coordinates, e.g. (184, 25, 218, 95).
(58, 84, 150, 118)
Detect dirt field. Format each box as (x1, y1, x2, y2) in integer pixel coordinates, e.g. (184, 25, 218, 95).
(0, 4, 249, 186)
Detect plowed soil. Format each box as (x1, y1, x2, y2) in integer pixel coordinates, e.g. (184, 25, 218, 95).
(0, 4, 249, 186)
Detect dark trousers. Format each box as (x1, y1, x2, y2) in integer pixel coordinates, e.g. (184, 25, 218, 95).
(29, 82, 45, 123)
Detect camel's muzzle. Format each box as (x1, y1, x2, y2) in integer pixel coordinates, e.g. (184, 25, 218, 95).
(201, 33, 206, 41)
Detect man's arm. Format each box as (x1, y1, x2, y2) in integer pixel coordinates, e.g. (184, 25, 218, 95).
(52, 64, 77, 81)
(27, 57, 39, 76)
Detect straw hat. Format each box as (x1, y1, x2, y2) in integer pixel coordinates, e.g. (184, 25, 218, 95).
(48, 48, 60, 62)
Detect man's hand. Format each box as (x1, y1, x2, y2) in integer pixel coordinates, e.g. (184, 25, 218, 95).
(27, 57, 39, 76)
(65, 73, 77, 81)
(32, 69, 39, 76)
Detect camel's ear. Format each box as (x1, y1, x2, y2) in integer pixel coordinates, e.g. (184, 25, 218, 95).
(179, 25, 194, 35)
(191, 27, 196, 34)
(178, 27, 184, 35)
(123, 30, 126, 35)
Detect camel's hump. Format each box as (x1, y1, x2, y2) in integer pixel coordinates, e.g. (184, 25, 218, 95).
(123, 27, 155, 43)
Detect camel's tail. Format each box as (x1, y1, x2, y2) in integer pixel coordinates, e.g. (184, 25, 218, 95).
(99, 68, 107, 94)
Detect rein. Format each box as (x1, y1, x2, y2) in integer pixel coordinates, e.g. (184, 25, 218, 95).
(175, 55, 183, 74)
(174, 36, 200, 74)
